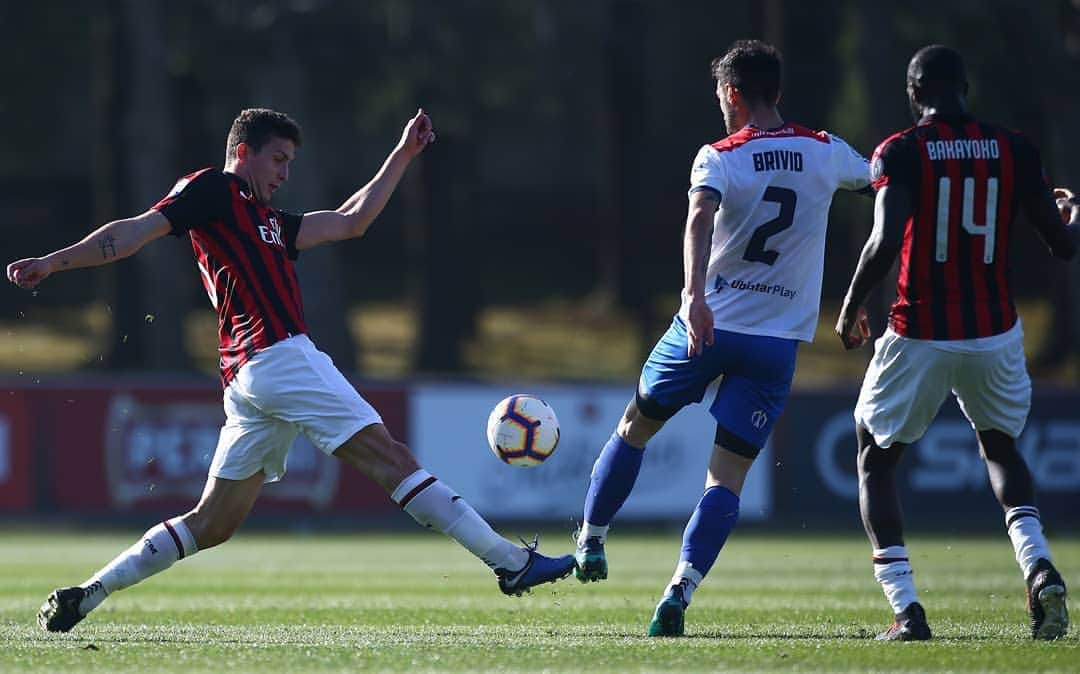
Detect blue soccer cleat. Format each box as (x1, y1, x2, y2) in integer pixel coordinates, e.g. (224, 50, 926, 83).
(496, 536, 576, 596)
(647, 583, 688, 637)
(574, 536, 608, 583)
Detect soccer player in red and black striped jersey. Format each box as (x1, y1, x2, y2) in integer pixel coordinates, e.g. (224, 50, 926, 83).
(9, 108, 574, 634)
(836, 45, 1078, 642)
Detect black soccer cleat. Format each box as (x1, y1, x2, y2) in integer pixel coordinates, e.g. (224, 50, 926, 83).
(1026, 558, 1069, 640)
(38, 586, 87, 633)
(876, 601, 931, 641)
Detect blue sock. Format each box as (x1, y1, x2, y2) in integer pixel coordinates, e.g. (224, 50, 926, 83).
(679, 485, 740, 578)
(582, 432, 644, 527)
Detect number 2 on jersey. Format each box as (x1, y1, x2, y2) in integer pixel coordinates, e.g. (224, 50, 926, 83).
(743, 186, 796, 266)
(936, 176, 998, 263)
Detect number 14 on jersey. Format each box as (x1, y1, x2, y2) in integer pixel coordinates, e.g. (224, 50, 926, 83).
(937, 176, 998, 264)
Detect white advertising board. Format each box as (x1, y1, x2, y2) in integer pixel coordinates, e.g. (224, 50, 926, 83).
(409, 384, 771, 522)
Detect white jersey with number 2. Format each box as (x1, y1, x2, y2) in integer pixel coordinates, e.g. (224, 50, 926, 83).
(686, 123, 870, 342)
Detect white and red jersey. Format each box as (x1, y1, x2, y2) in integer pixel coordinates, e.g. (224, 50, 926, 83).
(686, 123, 870, 342)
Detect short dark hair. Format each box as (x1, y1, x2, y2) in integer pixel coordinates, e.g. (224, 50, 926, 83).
(225, 108, 302, 161)
(711, 40, 783, 106)
(907, 45, 967, 93)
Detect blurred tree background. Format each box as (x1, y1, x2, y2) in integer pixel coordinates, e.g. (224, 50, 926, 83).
(2, 0, 1078, 383)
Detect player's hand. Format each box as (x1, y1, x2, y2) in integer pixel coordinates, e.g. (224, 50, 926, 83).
(6, 257, 53, 289)
(683, 294, 714, 357)
(836, 304, 871, 350)
(1053, 187, 1078, 224)
(397, 108, 436, 158)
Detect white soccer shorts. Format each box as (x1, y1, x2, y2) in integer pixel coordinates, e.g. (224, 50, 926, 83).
(210, 334, 382, 482)
(854, 321, 1031, 448)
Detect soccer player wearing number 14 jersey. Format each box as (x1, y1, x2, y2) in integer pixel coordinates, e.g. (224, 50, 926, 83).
(571, 40, 872, 636)
(837, 45, 1079, 641)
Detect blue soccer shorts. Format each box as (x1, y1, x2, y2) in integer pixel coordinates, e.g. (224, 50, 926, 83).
(636, 316, 798, 458)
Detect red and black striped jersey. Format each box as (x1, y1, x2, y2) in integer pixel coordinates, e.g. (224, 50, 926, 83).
(870, 113, 1049, 340)
(152, 168, 307, 385)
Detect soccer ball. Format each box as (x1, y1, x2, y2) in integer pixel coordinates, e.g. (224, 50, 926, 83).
(486, 394, 560, 467)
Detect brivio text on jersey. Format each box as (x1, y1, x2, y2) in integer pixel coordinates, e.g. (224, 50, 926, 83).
(752, 150, 803, 172)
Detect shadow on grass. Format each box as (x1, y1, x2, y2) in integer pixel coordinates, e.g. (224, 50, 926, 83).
(612, 629, 1032, 643)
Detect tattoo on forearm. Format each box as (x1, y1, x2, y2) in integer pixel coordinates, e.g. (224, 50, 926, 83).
(99, 233, 117, 260)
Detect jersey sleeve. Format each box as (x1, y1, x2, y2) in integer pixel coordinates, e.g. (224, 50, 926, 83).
(688, 145, 727, 200)
(152, 169, 228, 236)
(1010, 132, 1076, 259)
(279, 210, 303, 260)
(1011, 132, 1052, 200)
(828, 134, 871, 191)
(870, 133, 918, 192)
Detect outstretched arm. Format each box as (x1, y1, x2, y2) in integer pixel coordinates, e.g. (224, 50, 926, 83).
(7, 209, 172, 289)
(295, 109, 436, 250)
(1013, 132, 1079, 260)
(680, 189, 719, 357)
(1029, 187, 1080, 259)
(835, 184, 911, 349)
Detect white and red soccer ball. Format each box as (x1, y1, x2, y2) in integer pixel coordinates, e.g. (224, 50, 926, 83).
(486, 394, 560, 467)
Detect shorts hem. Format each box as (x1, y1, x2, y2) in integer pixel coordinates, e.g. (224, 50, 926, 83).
(635, 389, 680, 421)
(320, 418, 383, 455)
(714, 425, 761, 459)
(209, 466, 283, 484)
(854, 413, 900, 449)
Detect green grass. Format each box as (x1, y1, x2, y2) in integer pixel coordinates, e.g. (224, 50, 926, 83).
(0, 531, 1075, 672)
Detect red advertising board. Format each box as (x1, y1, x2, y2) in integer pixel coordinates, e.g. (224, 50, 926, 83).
(0, 390, 32, 509)
(35, 381, 406, 513)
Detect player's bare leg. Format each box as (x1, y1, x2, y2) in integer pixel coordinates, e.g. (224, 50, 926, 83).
(648, 441, 750, 637)
(575, 399, 665, 582)
(39, 472, 264, 633)
(183, 472, 267, 548)
(978, 429, 1068, 639)
(856, 425, 930, 641)
(332, 423, 574, 595)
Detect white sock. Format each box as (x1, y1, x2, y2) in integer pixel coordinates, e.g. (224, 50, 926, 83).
(873, 545, 919, 615)
(392, 469, 527, 571)
(1006, 506, 1051, 579)
(79, 518, 198, 615)
(668, 560, 704, 605)
(577, 522, 609, 546)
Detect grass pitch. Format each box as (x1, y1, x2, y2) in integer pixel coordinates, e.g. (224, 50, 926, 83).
(0, 529, 1075, 673)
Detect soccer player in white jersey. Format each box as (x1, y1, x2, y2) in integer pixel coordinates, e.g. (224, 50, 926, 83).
(570, 40, 872, 636)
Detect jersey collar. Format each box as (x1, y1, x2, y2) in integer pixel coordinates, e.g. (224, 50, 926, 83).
(223, 171, 252, 194)
(920, 111, 974, 125)
(224, 171, 261, 204)
(746, 122, 789, 133)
